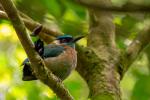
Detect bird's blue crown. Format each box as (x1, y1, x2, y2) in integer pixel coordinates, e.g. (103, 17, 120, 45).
(56, 35, 75, 48)
(56, 35, 73, 40)
(56, 34, 84, 48)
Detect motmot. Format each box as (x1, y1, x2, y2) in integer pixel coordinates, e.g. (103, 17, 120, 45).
(22, 26, 84, 81)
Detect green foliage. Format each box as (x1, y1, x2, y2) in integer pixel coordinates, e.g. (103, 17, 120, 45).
(131, 75, 150, 100)
(15, 0, 88, 36)
(115, 15, 141, 50)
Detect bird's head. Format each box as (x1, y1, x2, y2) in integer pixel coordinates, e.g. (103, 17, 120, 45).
(55, 35, 84, 48)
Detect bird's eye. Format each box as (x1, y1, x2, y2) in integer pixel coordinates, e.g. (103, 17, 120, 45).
(60, 39, 67, 43)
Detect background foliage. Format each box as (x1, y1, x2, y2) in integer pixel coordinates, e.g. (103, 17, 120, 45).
(0, 0, 150, 100)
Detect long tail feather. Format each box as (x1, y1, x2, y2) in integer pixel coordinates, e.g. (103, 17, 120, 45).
(22, 63, 37, 81)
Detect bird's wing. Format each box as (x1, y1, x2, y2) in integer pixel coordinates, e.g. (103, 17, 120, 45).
(43, 44, 65, 58)
(21, 44, 65, 65)
(21, 44, 65, 81)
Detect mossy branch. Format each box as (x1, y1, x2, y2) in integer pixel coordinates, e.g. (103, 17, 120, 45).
(74, 0, 150, 13)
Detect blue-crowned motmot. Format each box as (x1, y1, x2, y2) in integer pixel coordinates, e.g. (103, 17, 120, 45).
(22, 26, 84, 81)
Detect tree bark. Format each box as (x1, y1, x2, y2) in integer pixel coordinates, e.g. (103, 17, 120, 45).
(76, 0, 121, 99)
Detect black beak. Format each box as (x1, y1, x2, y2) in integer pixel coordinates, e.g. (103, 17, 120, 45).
(72, 35, 85, 43)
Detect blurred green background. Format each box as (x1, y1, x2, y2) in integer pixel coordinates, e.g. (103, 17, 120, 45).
(0, 0, 150, 100)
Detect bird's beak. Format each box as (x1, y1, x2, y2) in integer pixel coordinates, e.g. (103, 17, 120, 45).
(72, 35, 85, 43)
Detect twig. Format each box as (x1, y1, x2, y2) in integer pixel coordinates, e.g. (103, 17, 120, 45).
(0, 0, 73, 99)
(0, 10, 7, 19)
(0, 10, 62, 43)
(121, 23, 150, 77)
(0, 10, 63, 37)
(22, 17, 63, 37)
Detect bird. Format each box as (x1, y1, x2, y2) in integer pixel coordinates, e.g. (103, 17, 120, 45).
(22, 26, 84, 81)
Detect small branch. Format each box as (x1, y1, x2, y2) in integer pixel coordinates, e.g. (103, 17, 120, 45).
(22, 18, 63, 37)
(0, 0, 73, 99)
(0, 10, 63, 43)
(19, 10, 63, 37)
(75, 0, 150, 13)
(121, 24, 150, 77)
(0, 10, 63, 37)
(0, 10, 8, 19)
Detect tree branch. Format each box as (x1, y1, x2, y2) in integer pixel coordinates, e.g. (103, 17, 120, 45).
(0, 10, 63, 37)
(0, 0, 73, 99)
(0, 10, 63, 43)
(74, 0, 150, 13)
(120, 22, 150, 78)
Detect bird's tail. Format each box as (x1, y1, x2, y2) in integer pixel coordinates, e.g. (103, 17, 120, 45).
(22, 63, 37, 81)
(22, 25, 43, 81)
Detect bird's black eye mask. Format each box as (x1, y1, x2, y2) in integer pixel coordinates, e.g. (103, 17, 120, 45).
(59, 38, 73, 43)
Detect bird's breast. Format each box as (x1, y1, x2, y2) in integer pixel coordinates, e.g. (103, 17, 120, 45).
(44, 46, 77, 80)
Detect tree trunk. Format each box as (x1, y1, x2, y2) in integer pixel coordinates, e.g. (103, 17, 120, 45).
(76, 0, 121, 100)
